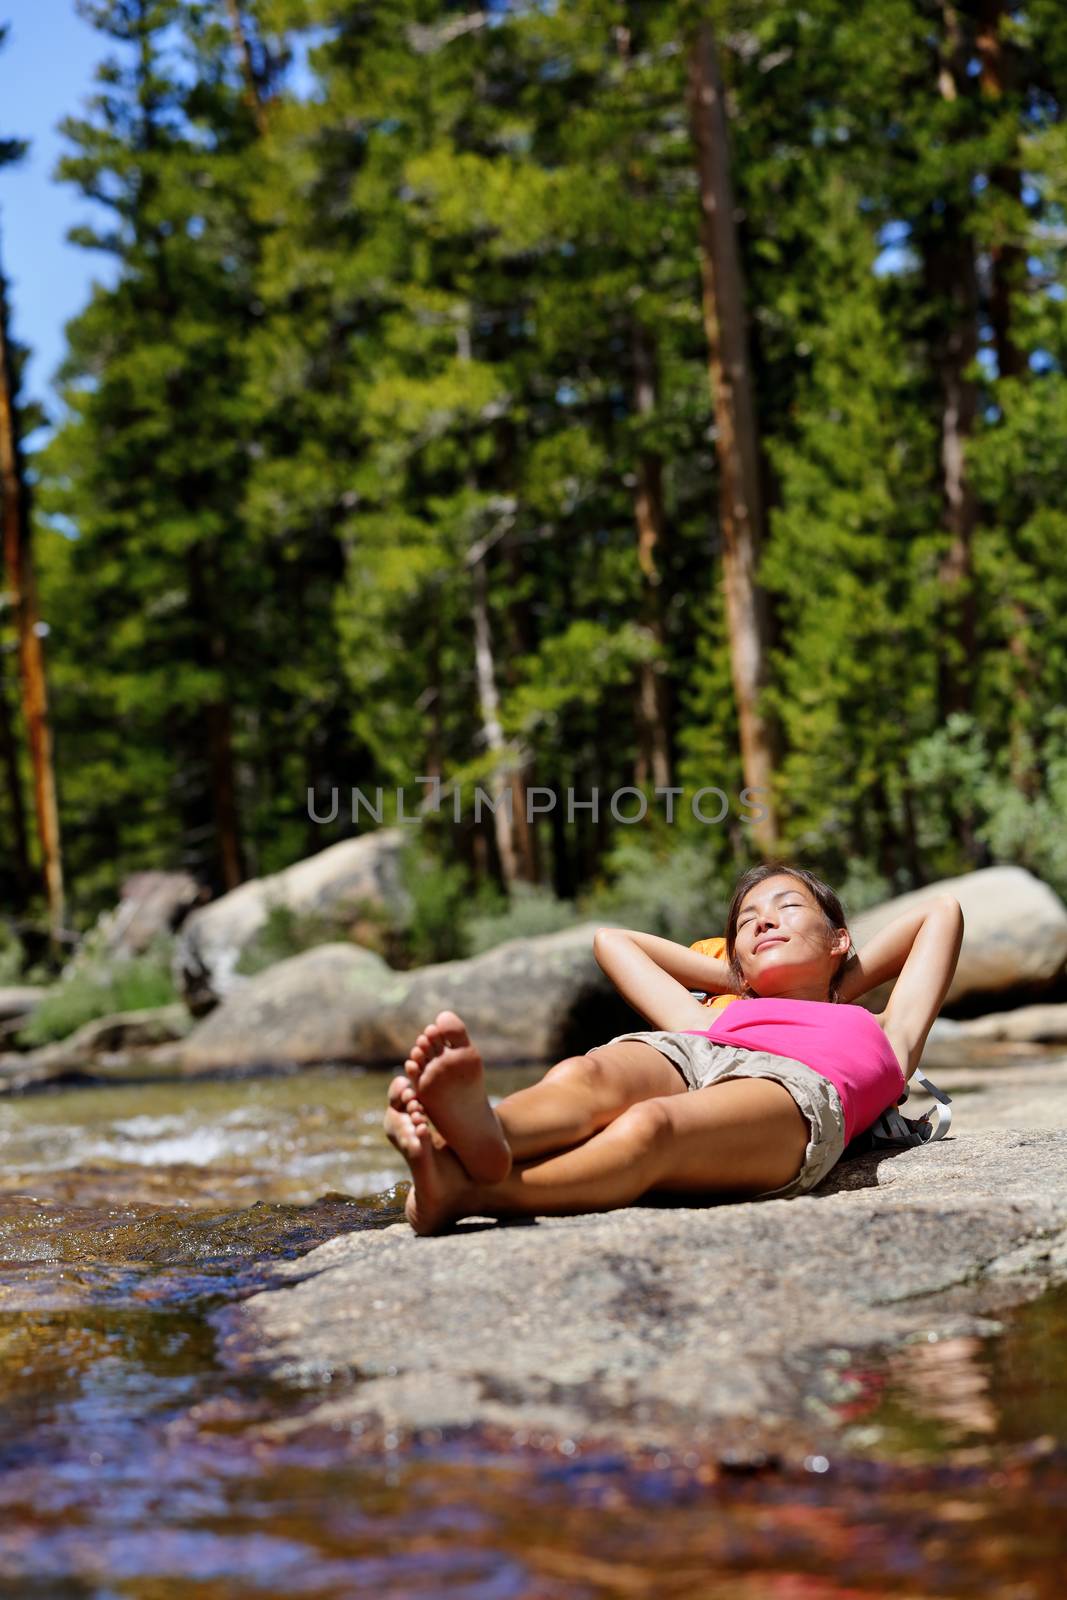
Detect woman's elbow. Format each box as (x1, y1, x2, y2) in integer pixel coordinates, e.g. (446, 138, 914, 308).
(593, 927, 628, 962)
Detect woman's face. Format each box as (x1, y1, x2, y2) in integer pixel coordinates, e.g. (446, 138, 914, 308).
(734, 874, 848, 997)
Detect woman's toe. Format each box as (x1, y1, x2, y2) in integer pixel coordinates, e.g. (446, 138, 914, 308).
(435, 1009, 467, 1042)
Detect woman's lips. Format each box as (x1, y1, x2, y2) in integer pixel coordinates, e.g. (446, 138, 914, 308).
(754, 936, 788, 952)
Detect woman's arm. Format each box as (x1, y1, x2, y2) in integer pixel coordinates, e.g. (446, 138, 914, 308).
(593, 928, 735, 1032)
(837, 897, 958, 1006)
(852, 896, 965, 1082)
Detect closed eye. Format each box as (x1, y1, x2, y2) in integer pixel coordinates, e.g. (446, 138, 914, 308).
(739, 899, 804, 925)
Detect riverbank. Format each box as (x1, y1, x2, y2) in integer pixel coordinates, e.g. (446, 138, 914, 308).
(0, 1044, 1065, 1593)
(217, 1048, 1067, 1465)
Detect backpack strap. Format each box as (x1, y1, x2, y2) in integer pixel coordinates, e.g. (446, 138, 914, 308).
(871, 1067, 953, 1146)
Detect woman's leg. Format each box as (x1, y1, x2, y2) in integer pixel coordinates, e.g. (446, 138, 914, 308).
(387, 1073, 810, 1234)
(494, 1039, 687, 1161)
(396, 1011, 685, 1182)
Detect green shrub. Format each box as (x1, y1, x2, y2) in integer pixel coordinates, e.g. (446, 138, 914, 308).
(392, 846, 478, 966)
(235, 899, 365, 977)
(464, 880, 581, 956)
(391, 834, 734, 962)
(579, 834, 730, 945)
(906, 707, 1067, 899)
(835, 860, 893, 916)
(15, 933, 179, 1048)
(0, 921, 26, 985)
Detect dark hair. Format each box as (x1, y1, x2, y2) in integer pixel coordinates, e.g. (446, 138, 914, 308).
(724, 861, 854, 1003)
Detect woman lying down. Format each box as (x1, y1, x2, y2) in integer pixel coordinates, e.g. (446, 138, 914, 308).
(382, 859, 964, 1235)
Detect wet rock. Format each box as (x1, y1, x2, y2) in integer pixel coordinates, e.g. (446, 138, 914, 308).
(0, 986, 46, 1021)
(850, 866, 1067, 1013)
(217, 1128, 1067, 1460)
(921, 1048, 1067, 1130)
(176, 924, 635, 1073)
(173, 830, 412, 1014)
(176, 944, 393, 1073)
(952, 1003, 1067, 1043)
(81, 870, 204, 963)
(0, 1004, 193, 1090)
(0, 986, 46, 1044)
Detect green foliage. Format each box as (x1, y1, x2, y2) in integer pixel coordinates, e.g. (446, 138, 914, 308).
(4, 0, 1067, 943)
(759, 171, 941, 879)
(465, 880, 582, 957)
(834, 862, 894, 919)
(389, 844, 480, 967)
(15, 935, 179, 1048)
(0, 922, 27, 985)
(906, 710, 1067, 900)
(580, 834, 732, 948)
(234, 900, 366, 977)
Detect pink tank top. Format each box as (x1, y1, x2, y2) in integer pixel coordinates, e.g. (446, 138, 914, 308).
(681, 997, 907, 1144)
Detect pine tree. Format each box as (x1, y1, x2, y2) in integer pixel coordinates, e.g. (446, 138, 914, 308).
(37, 0, 278, 900)
(0, 29, 65, 946)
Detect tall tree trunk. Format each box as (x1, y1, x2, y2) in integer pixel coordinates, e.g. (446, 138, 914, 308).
(225, 0, 268, 135)
(928, 5, 981, 727)
(686, 21, 779, 855)
(549, 767, 573, 899)
(615, 19, 674, 797)
(187, 543, 246, 890)
(976, 0, 1026, 382)
(0, 246, 65, 948)
(496, 433, 537, 883)
(469, 543, 520, 889)
(630, 319, 674, 793)
(458, 313, 531, 889)
(423, 608, 445, 784)
(0, 643, 31, 902)
(929, 232, 979, 721)
(976, 0, 1039, 797)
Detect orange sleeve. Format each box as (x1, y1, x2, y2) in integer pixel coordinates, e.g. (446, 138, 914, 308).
(689, 935, 739, 1011)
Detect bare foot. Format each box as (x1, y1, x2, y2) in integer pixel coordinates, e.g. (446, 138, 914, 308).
(386, 1074, 449, 1152)
(402, 1010, 512, 1183)
(382, 1088, 473, 1235)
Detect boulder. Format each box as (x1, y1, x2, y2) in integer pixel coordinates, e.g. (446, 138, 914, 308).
(60, 871, 204, 987)
(850, 865, 1067, 1013)
(216, 1127, 1067, 1461)
(173, 829, 412, 1015)
(95, 870, 204, 959)
(0, 985, 45, 1024)
(0, 1003, 193, 1091)
(176, 923, 636, 1074)
(953, 1001, 1067, 1043)
(176, 944, 395, 1072)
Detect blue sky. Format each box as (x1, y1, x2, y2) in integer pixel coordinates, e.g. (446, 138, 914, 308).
(1, 0, 116, 424)
(1, 1, 1056, 429)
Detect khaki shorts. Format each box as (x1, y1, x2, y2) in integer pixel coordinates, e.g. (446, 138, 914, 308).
(601, 1030, 847, 1201)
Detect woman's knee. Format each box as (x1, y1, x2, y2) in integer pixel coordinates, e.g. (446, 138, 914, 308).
(612, 1096, 675, 1153)
(543, 1052, 648, 1134)
(542, 1053, 609, 1100)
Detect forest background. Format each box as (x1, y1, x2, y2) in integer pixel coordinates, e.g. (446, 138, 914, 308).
(1, 0, 1066, 1001)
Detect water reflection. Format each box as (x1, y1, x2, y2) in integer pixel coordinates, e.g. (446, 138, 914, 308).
(0, 1065, 1062, 1595)
(839, 1282, 1067, 1465)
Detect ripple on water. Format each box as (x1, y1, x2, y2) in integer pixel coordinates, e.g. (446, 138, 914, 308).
(0, 1064, 1064, 1596)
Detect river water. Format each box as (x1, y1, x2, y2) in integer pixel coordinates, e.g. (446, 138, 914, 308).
(0, 1064, 1064, 1596)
